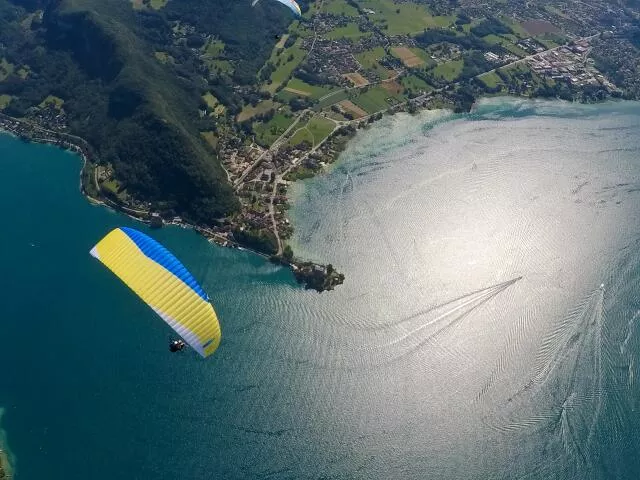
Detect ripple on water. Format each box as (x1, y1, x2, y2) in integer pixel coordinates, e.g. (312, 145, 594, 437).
(286, 99, 640, 478)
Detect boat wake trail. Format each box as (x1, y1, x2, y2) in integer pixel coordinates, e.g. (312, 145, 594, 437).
(324, 276, 522, 370)
(361, 276, 522, 332)
(275, 277, 522, 371)
(478, 285, 609, 477)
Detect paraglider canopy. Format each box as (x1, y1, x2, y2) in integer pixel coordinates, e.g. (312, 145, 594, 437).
(252, 0, 302, 17)
(90, 227, 221, 357)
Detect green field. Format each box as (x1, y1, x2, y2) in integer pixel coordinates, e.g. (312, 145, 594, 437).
(499, 16, 529, 39)
(203, 39, 225, 57)
(307, 116, 335, 145)
(237, 99, 276, 122)
(202, 92, 220, 109)
(497, 63, 553, 93)
(356, 47, 393, 80)
(0, 58, 14, 81)
(544, 5, 572, 20)
(356, 47, 387, 68)
(462, 18, 483, 33)
(391, 47, 436, 69)
(322, 0, 359, 16)
(317, 89, 350, 109)
(500, 33, 519, 42)
(201, 38, 230, 74)
(409, 47, 435, 65)
(359, 0, 454, 35)
(352, 86, 393, 114)
(288, 127, 314, 146)
(483, 34, 528, 57)
(324, 23, 370, 40)
(101, 178, 125, 198)
(401, 74, 432, 92)
(535, 32, 567, 49)
(200, 131, 219, 150)
(274, 89, 299, 103)
(254, 112, 296, 146)
(285, 78, 336, 99)
(432, 59, 464, 81)
(39, 95, 64, 109)
(0, 94, 12, 109)
(209, 59, 233, 74)
(500, 41, 529, 57)
(288, 115, 334, 147)
(16, 66, 30, 79)
(264, 40, 307, 93)
(478, 71, 503, 88)
(154, 51, 173, 64)
(149, 0, 168, 9)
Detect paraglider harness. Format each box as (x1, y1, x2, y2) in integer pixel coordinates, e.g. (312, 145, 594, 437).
(169, 339, 186, 353)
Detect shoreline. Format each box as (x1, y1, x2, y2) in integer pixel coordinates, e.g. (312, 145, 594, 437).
(0, 408, 12, 480)
(0, 93, 623, 292)
(0, 449, 11, 480)
(0, 114, 344, 292)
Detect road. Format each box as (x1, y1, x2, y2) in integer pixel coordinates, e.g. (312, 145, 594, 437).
(242, 31, 603, 253)
(233, 111, 308, 189)
(481, 32, 601, 76)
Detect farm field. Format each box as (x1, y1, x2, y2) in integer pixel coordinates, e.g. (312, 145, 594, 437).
(275, 34, 289, 49)
(521, 19, 560, 35)
(322, 0, 359, 16)
(253, 112, 297, 146)
(483, 34, 529, 57)
(432, 59, 464, 81)
(358, 0, 454, 36)
(324, 23, 371, 40)
(38, 95, 64, 109)
(478, 71, 503, 88)
(200, 131, 219, 150)
(499, 16, 530, 38)
(306, 116, 335, 144)
(356, 47, 387, 69)
(351, 86, 397, 113)
(392, 47, 424, 67)
(0, 58, 14, 81)
(237, 100, 277, 122)
(286, 78, 337, 99)
(338, 100, 367, 118)
(0, 94, 12, 109)
(265, 40, 308, 92)
(288, 127, 314, 147)
(401, 74, 432, 92)
(344, 72, 369, 87)
(317, 89, 350, 109)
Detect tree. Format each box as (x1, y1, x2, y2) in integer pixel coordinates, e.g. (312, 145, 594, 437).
(283, 244, 294, 261)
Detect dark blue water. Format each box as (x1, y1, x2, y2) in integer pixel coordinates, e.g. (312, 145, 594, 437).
(3, 98, 640, 479)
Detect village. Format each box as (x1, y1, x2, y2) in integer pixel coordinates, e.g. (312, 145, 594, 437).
(0, 109, 345, 292)
(1, 0, 636, 294)
(527, 37, 617, 90)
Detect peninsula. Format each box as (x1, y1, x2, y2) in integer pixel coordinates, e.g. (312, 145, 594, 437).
(1, 0, 639, 291)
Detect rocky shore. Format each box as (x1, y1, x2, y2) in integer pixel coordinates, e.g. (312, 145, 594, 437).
(0, 449, 11, 480)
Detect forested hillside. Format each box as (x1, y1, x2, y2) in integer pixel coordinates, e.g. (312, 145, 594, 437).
(0, 0, 298, 223)
(164, 0, 297, 83)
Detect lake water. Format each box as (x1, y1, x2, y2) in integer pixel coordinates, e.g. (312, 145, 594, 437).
(2, 97, 640, 479)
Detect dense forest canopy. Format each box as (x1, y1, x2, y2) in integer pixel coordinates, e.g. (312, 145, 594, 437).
(0, 0, 309, 222)
(164, 0, 305, 84)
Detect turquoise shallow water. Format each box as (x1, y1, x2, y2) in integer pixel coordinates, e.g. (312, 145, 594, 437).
(3, 98, 640, 479)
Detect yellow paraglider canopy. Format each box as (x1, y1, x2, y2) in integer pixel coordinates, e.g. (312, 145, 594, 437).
(91, 227, 221, 357)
